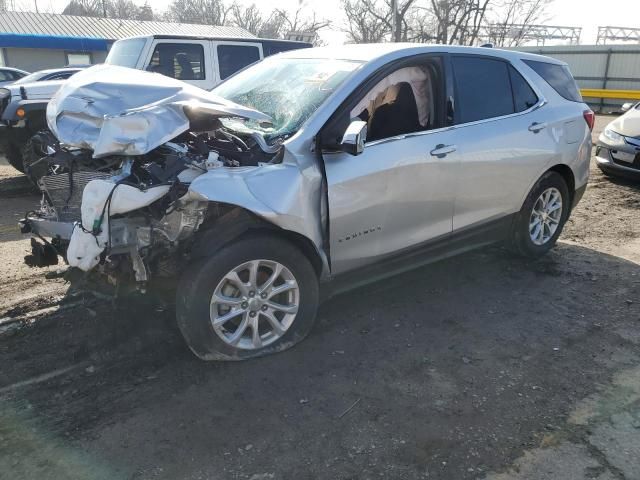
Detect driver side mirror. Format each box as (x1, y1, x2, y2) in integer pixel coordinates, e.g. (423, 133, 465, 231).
(340, 120, 367, 156)
(621, 102, 633, 113)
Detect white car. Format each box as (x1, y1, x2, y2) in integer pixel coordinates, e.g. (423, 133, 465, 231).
(596, 101, 640, 179)
(0, 66, 29, 86)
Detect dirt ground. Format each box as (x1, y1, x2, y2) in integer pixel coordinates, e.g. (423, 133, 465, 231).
(1, 115, 640, 480)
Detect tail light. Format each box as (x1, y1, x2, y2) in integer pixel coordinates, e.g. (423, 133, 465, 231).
(583, 109, 595, 131)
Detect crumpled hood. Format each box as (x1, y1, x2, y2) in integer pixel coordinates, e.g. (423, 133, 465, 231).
(46, 64, 271, 158)
(607, 106, 640, 138)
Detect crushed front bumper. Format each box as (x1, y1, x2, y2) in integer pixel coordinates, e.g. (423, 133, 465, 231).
(20, 214, 75, 239)
(595, 137, 640, 180)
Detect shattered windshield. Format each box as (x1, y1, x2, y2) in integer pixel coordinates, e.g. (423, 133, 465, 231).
(212, 57, 362, 139)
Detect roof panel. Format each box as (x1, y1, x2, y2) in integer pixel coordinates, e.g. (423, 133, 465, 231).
(0, 11, 255, 41)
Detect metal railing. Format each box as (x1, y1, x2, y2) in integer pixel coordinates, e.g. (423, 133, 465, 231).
(580, 89, 640, 101)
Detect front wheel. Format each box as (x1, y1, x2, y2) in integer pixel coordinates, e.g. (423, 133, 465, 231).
(176, 235, 319, 361)
(507, 171, 570, 258)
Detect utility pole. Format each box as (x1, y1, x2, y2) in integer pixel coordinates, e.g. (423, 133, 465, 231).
(101, 0, 107, 18)
(33, 0, 38, 13)
(391, 0, 398, 42)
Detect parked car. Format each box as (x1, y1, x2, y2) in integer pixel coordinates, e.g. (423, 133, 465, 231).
(21, 44, 592, 361)
(596, 101, 640, 179)
(0, 67, 29, 86)
(11, 66, 86, 85)
(0, 34, 310, 173)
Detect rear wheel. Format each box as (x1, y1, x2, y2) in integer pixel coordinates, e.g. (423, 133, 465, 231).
(176, 235, 319, 361)
(507, 171, 570, 257)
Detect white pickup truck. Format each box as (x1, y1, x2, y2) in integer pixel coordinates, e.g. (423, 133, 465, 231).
(0, 34, 310, 173)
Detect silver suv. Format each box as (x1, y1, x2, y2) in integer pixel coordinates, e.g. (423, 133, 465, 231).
(22, 44, 592, 360)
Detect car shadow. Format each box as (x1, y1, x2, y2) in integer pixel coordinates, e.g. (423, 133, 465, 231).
(1, 242, 640, 478)
(597, 169, 640, 191)
(0, 244, 640, 438)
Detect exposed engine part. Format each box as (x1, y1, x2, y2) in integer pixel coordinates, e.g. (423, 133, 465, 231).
(21, 68, 288, 289)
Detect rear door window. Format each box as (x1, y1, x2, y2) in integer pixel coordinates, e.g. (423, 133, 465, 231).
(452, 56, 514, 123)
(509, 66, 538, 112)
(523, 60, 582, 102)
(217, 44, 260, 80)
(148, 43, 205, 81)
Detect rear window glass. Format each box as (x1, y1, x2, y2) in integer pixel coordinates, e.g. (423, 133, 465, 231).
(523, 60, 582, 102)
(452, 56, 514, 123)
(509, 65, 538, 112)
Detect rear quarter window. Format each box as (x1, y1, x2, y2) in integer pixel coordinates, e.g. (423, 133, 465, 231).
(523, 60, 582, 102)
(509, 66, 538, 112)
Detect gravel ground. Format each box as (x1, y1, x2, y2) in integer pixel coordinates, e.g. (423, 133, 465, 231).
(1, 115, 640, 480)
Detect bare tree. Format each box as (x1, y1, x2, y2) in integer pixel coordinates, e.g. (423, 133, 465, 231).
(486, 0, 553, 46)
(427, 0, 491, 45)
(272, 7, 330, 45)
(342, 0, 552, 46)
(108, 0, 141, 20)
(231, 4, 330, 44)
(62, 0, 103, 17)
(342, 0, 391, 43)
(62, 0, 155, 20)
(137, 1, 155, 21)
(165, 0, 230, 25)
(341, 0, 422, 43)
(230, 3, 264, 35)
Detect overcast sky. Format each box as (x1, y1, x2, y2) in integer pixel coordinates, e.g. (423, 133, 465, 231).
(13, 0, 640, 45)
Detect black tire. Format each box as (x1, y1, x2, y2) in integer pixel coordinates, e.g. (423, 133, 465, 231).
(22, 130, 57, 187)
(507, 171, 570, 258)
(5, 143, 25, 173)
(176, 234, 320, 361)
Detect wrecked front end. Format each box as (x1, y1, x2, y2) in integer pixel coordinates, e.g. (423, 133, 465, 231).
(21, 65, 325, 294)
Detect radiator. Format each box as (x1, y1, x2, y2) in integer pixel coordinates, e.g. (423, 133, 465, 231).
(40, 171, 112, 222)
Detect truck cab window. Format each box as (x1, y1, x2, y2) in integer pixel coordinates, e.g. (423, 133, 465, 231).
(217, 44, 260, 80)
(148, 43, 205, 81)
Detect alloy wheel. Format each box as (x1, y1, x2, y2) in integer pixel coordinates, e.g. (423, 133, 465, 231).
(209, 260, 300, 350)
(529, 187, 563, 246)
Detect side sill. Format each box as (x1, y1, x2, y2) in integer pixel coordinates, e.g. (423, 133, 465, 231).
(320, 214, 514, 301)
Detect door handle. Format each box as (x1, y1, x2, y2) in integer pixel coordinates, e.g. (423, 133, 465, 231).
(528, 122, 547, 133)
(430, 144, 457, 158)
